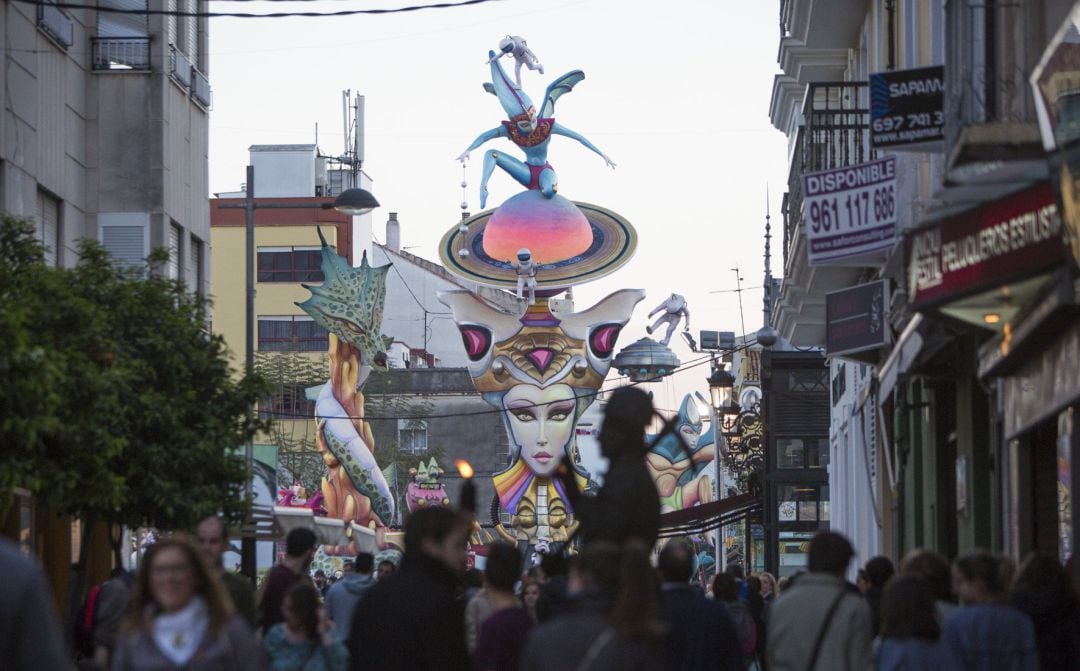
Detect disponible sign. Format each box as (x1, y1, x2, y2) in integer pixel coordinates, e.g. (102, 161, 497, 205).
(906, 183, 1063, 309)
(802, 156, 897, 265)
(826, 280, 889, 357)
(870, 66, 945, 149)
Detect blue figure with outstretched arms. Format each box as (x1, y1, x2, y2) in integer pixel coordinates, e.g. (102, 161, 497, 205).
(457, 47, 615, 209)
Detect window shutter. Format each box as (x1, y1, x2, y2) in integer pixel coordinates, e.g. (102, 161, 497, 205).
(100, 215, 148, 273)
(97, 0, 148, 38)
(168, 223, 181, 280)
(37, 191, 60, 266)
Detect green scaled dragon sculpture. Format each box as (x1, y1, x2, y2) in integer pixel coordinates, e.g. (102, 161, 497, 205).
(296, 229, 396, 535)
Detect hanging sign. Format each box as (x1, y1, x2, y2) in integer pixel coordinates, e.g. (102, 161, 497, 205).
(826, 280, 890, 357)
(802, 156, 897, 265)
(870, 66, 945, 149)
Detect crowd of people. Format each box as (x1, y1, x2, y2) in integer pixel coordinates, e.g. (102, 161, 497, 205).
(3, 387, 1079, 670)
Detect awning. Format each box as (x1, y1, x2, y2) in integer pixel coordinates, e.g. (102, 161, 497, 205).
(877, 314, 926, 402)
(657, 492, 761, 538)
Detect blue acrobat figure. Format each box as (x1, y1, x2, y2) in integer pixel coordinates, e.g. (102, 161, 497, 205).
(457, 45, 615, 209)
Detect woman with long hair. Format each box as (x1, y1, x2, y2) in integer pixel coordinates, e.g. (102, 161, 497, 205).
(520, 578, 541, 623)
(875, 576, 952, 670)
(262, 582, 348, 671)
(757, 572, 778, 602)
(1010, 553, 1080, 671)
(111, 536, 264, 670)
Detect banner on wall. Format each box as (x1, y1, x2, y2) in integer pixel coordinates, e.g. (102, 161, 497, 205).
(802, 156, 897, 265)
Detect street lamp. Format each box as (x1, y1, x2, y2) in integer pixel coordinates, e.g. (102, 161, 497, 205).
(331, 187, 380, 216)
(707, 364, 737, 572)
(221, 165, 380, 584)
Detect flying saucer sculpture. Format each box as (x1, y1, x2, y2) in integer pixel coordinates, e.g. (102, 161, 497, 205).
(611, 337, 681, 382)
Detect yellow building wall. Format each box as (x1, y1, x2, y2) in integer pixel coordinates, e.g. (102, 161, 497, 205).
(209, 225, 339, 366)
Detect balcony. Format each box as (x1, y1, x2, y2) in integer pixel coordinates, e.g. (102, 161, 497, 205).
(784, 82, 875, 268)
(191, 67, 212, 110)
(943, 0, 1046, 195)
(775, 81, 873, 347)
(92, 37, 150, 71)
(37, 3, 74, 48)
(169, 46, 192, 88)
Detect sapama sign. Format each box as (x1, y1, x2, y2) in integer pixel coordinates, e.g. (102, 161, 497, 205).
(905, 183, 1063, 309)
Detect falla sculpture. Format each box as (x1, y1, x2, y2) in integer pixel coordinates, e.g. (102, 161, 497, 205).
(439, 36, 644, 565)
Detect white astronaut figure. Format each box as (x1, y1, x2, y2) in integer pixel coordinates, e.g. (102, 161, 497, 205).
(512, 248, 538, 304)
(646, 293, 690, 346)
(490, 35, 544, 86)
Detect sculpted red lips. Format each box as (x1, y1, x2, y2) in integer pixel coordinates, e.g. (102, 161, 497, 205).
(532, 452, 553, 462)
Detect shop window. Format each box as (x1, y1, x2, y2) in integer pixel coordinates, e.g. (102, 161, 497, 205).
(778, 484, 829, 523)
(257, 246, 324, 283)
(776, 438, 830, 469)
(257, 316, 329, 352)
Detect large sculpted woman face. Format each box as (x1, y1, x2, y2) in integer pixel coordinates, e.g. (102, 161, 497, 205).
(503, 383, 577, 478)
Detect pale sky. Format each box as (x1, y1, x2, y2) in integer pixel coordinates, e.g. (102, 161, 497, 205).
(208, 0, 790, 414)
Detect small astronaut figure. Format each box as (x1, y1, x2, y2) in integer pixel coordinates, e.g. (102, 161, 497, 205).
(512, 248, 538, 305)
(646, 293, 690, 346)
(490, 35, 544, 86)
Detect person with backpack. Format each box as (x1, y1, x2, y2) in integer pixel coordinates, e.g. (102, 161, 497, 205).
(713, 573, 757, 669)
(765, 532, 872, 671)
(84, 567, 135, 669)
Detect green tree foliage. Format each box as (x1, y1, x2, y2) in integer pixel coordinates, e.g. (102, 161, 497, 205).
(0, 215, 266, 530)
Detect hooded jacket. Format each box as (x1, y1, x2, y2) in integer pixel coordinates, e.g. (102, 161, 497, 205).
(324, 573, 374, 642)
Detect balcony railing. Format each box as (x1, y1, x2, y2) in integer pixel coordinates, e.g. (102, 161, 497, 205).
(37, 3, 74, 48)
(784, 82, 874, 267)
(91, 37, 150, 71)
(169, 46, 192, 87)
(191, 67, 211, 109)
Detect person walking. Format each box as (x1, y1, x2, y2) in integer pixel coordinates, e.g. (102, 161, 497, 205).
(862, 556, 894, 636)
(521, 578, 541, 623)
(658, 540, 742, 671)
(258, 528, 317, 634)
(942, 551, 1038, 671)
(110, 536, 264, 671)
(1009, 553, 1080, 671)
(875, 575, 953, 670)
(323, 552, 374, 642)
(712, 574, 757, 668)
(757, 573, 778, 603)
(262, 582, 348, 671)
(0, 537, 73, 671)
(766, 531, 872, 671)
(521, 541, 666, 671)
(473, 543, 534, 671)
(898, 549, 956, 625)
(348, 507, 472, 671)
(196, 515, 257, 628)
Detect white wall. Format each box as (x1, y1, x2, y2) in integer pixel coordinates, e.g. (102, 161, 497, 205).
(829, 360, 883, 566)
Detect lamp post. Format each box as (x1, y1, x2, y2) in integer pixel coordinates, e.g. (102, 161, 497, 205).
(222, 166, 379, 583)
(707, 364, 736, 572)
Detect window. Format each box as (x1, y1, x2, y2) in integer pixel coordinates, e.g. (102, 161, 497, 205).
(398, 419, 428, 455)
(778, 484, 830, 523)
(37, 1, 74, 48)
(97, 0, 148, 38)
(257, 316, 329, 352)
(167, 223, 183, 282)
(36, 190, 60, 267)
(191, 235, 205, 294)
(257, 247, 324, 283)
(831, 363, 846, 406)
(260, 385, 316, 420)
(99, 212, 149, 274)
(788, 369, 829, 393)
(776, 438, 830, 469)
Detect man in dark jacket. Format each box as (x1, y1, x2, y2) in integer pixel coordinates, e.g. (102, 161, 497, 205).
(659, 541, 742, 671)
(348, 507, 471, 670)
